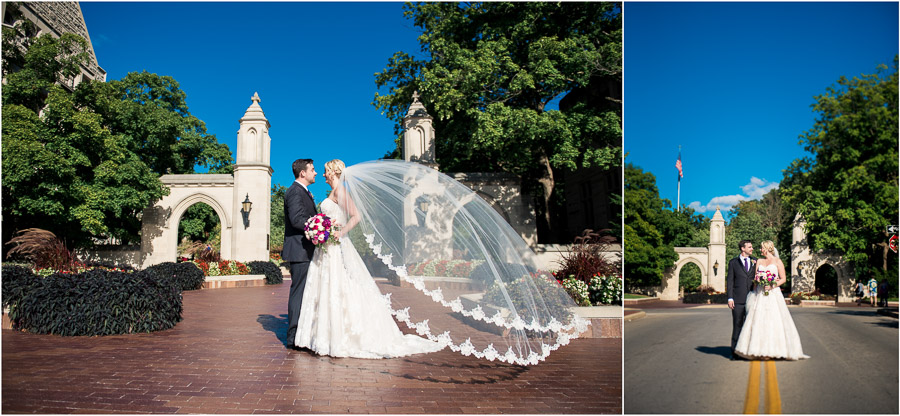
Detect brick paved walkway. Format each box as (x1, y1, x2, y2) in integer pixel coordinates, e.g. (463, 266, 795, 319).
(2, 280, 621, 414)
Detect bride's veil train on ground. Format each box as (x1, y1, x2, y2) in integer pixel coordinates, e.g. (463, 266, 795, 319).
(337, 160, 588, 366)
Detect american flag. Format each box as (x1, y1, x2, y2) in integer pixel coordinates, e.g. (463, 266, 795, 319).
(676, 150, 683, 180)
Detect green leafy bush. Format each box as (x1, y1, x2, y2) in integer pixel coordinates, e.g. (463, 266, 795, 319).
(9, 269, 183, 335)
(248, 260, 283, 285)
(145, 262, 205, 291)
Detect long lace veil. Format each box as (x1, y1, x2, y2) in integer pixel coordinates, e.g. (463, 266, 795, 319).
(335, 160, 588, 365)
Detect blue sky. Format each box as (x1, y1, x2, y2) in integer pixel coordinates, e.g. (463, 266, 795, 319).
(81, 2, 425, 197)
(624, 2, 898, 218)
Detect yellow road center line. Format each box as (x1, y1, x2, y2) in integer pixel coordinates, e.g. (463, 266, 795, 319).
(764, 361, 782, 414)
(743, 360, 761, 414)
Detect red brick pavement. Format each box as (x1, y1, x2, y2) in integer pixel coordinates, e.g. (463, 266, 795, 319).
(2, 280, 621, 414)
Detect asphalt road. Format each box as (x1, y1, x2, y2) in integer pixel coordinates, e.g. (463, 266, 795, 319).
(624, 305, 898, 414)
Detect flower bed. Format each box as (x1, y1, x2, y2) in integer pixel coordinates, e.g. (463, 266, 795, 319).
(406, 259, 485, 278)
(482, 273, 574, 325)
(556, 273, 623, 306)
(192, 260, 251, 277)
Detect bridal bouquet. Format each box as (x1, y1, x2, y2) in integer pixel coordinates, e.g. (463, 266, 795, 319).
(754, 269, 778, 296)
(304, 213, 340, 249)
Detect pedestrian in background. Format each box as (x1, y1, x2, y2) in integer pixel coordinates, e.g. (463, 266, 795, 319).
(868, 276, 878, 307)
(855, 277, 867, 306)
(877, 279, 889, 307)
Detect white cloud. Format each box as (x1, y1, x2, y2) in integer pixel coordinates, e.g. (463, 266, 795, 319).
(741, 176, 779, 200)
(688, 178, 779, 213)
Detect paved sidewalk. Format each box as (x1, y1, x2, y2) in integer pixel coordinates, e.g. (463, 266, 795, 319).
(2, 280, 621, 414)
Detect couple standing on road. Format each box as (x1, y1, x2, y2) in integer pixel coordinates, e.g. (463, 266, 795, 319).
(726, 239, 809, 361)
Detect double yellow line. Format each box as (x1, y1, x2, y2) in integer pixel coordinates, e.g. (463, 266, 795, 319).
(743, 360, 782, 414)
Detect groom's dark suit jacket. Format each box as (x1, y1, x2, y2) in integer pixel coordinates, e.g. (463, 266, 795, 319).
(726, 256, 756, 305)
(282, 181, 316, 262)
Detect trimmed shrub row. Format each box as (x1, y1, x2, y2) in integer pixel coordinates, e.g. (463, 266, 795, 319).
(145, 262, 205, 291)
(247, 261, 283, 285)
(2, 265, 183, 336)
(683, 292, 728, 304)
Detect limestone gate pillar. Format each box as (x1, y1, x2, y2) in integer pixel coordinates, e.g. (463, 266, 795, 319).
(708, 208, 726, 291)
(231, 92, 273, 262)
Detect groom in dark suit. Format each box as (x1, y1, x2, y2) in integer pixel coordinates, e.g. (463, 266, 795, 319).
(283, 159, 317, 349)
(726, 239, 755, 360)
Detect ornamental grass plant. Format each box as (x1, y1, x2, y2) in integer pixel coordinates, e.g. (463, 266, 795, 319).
(555, 229, 620, 286)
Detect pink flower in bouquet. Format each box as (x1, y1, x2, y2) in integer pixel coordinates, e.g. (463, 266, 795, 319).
(754, 269, 778, 296)
(304, 213, 339, 249)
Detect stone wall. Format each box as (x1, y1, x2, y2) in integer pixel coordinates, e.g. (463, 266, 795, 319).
(5, 2, 106, 87)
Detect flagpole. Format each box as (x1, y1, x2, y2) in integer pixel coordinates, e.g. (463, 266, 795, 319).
(676, 145, 681, 212)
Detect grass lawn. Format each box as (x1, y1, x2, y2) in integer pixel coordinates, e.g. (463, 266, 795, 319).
(624, 293, 651, 299)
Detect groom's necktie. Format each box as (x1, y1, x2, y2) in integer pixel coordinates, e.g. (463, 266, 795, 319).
(744, 258, 749, 271)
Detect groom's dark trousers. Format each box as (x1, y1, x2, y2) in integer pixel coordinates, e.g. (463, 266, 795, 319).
(726, 256, 755, 354)
(282, 181, 317, 347)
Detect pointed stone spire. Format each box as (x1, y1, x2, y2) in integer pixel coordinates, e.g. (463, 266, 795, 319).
(406, 90, 432, 118)
(241, 92, 268, 123)
(712, 206, 724, 221)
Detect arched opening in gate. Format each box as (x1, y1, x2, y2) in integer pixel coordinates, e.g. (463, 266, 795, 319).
(176, 202, 223, 263)
(814, 264, 838, 297)
(679, 262, 702, 291)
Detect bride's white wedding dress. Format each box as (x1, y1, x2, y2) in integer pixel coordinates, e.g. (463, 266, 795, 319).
(294, 198, 445, 358)
(734, 264, 809, 360)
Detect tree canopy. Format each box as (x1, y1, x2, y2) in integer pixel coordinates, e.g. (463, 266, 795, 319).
(374, 2, 622, 241)
(624, 163, 709, 290)
(2, 29, 233, 249)
(780, 57, 899, 280)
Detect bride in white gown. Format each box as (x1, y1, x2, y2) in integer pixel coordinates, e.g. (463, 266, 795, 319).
(294, 159, 445, 358)
(734, 240, 808, 360)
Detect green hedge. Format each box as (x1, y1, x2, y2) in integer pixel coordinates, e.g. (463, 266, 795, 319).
(683, 292, 728, 304)
(248, 261, 283, 285)
(4, 267, 183, 336)
(144, 262, 205, 291)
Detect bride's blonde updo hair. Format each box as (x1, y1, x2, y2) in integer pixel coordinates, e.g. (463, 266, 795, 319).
(324, 159, 345, 178)
(761, 240, 779, 258)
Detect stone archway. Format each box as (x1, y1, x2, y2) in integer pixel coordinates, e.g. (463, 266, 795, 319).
(654, 208, 727, 300)
(140, 178, 236, 267)
(84, 94, 273, 269)
(659, 251, 709, 300)
(814, 263, 839, 297)
(791, 213, 856, 302)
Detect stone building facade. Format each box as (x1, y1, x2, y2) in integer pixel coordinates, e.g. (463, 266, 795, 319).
(1, 1, 106, 88)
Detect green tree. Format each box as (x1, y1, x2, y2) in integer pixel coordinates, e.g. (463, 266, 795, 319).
(624, 163, 710, 291)
(2, 31, 233, 248)
(780, 57, 899, 283)
(624, 163, 676, 289)
(374, 2, 622, 241)
(725, 198, 780, 262)
(178, 203, 219, 243)
(678, 263, 702, 291)
(270, 184, 287, 253)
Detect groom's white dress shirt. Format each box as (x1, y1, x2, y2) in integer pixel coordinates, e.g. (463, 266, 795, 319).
(296, 179, 312, 199)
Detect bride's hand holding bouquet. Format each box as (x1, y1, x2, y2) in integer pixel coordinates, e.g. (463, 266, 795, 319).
(304, 213, 341, 250)
(755, 269, 778, 296)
